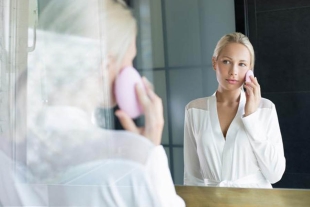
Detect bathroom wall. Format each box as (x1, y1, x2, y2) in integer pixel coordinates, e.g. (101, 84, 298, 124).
(240, 0, 310, 188)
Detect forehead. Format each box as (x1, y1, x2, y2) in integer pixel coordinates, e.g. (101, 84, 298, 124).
(219, 43, 251, 61)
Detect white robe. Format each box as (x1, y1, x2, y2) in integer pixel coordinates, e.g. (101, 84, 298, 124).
(0, 106, 185, 207)
(184, 90, 286, 188)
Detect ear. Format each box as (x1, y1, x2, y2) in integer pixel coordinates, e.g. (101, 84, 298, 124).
(212, 57, 217, 71)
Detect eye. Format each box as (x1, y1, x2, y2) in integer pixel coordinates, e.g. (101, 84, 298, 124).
(223, 60, 230, 64)
(239, 63, 246, 67)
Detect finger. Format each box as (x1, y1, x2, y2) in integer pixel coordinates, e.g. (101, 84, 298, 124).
(115, 110, 140, 133)
(244, 81, 255, 90)
(142, 77, 158, 101)
(244, 84, 254, 96)
(142, 76, 154, 91)
(145, 85, 158, 101)
(249, 77, 260, 96)
(246, 81, 257, 95)
(135, 83, 150, 108)
(250, 75, 259, 86)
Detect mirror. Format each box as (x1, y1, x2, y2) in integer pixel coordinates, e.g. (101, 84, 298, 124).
(131, 0, 310, 189)
(133, 0, 236, 186)
(2, 0, 309, 196)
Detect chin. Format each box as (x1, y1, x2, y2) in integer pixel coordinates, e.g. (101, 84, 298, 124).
(220, 85, 242, 92)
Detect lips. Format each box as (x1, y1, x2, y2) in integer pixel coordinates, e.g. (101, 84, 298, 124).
(226, 79, 238, 84)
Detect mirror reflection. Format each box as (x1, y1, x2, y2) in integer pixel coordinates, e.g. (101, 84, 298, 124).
(131, 0, 309, 189)
(184, 32, 285, 188)
(1, 0, 309, 205)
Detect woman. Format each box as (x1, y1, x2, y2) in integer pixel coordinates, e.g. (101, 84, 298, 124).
(184, 32, 285, 188)
(0, 0, 184, 206)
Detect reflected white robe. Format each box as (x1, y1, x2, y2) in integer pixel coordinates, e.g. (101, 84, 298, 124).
(184, 90, 286, 188)
(0, 107, 185, 207)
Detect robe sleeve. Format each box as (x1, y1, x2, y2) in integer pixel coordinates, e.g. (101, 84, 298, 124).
(242, 102, 286, 183)
(145, 145, 185, 207)
(183, 107, 205, 186)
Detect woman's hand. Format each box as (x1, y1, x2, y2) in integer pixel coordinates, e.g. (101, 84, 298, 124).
(115, 77, 164, 146)
(244, 75, 261, 117)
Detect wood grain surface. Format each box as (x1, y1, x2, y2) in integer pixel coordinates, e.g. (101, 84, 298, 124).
(175, 185, 310, 207)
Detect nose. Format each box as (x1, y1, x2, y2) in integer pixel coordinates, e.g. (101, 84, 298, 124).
(229, 64, 238, 76)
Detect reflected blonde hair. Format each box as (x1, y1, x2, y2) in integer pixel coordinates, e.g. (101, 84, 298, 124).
(213, 32, 255, 69)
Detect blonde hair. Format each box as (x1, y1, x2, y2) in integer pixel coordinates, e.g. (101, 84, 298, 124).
(103, 0, 137, 67)
(40, 0, 136, 68)
(213, 32, 255, 69)
(29, 0, 137, 111)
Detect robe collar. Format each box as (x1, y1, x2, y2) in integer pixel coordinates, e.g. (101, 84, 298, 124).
(209, 89, 246, 141)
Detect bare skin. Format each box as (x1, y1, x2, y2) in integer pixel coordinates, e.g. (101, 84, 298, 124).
(113, 39, 164, 146)
(212, 43, 261, 139)
(216, 93, 239, 138)
(115, 78, 164, 146)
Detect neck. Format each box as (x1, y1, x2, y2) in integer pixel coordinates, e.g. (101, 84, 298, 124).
(216, 88, 241, 103)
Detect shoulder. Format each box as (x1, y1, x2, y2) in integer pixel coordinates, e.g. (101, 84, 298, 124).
(103, 130, 156, 164)
(185, 96, 213, 111)
(258, 97, 275, 110)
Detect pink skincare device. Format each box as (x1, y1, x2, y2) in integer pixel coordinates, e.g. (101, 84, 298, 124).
(114, 66, 144, 119)
(245, 70, 254, 83)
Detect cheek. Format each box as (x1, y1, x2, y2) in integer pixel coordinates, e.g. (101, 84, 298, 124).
(215, 68, 225, 83)
(217, 65, 228, 76)
(240, 69, 249, 79)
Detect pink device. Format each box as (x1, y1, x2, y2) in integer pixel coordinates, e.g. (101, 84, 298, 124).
(114, 66, 143, 119)
(245, 70, 254, 83)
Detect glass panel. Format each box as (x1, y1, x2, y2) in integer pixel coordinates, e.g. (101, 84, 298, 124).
(168, 68, 204, 145)
(164, 0, 202, 67)
(173, 147, 184, 185)
(141, 70, 169, 145)
(0, 0, 9, 140)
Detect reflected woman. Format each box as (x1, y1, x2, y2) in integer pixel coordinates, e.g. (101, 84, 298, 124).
(184, 32, 285, 188)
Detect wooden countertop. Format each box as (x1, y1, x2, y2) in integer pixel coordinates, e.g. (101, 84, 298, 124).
(175, 185, 310, 207)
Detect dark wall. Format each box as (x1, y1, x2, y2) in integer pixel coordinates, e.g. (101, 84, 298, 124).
(236, 0, 310, 189)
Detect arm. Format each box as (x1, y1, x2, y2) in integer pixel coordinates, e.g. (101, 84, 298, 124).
(242, 103, 286, 183)
(184, 107, 204, 186)
(145, 146, 185, 207)
(116, 77, 184, 206)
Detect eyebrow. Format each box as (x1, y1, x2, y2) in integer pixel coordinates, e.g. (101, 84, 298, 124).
(222, 56, 248, 62)
(222, 56, 232, 60)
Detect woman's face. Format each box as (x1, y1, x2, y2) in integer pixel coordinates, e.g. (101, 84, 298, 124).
(212, 42, 251, 92)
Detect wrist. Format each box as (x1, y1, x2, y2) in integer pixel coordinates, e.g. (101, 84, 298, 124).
(244, 110, 255, 117)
